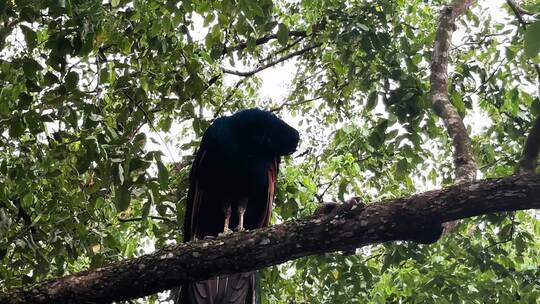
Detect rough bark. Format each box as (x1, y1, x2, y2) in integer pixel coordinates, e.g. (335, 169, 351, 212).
(2, 174, 540, 304)
(429, 0, 477, 233)
(429, 0, 478, 183)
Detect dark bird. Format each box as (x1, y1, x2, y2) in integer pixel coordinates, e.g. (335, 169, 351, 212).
(179, 108, 299, 304)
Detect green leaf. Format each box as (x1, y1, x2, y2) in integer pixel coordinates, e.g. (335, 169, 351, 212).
(9, 114, 25, 138)
(396, 158, 408, 175)
(22, 193, 34, 205)
(44, 72, 60, 85)
(18, 92, 32, 109)
(357, 23, 369, 31)
(76, 155, 91, 173)
(157, 161, 169, 188)
(524, 20, 540, 58)
(115, 185, 131, 212)
(277, 23, 289, 46)
(22, 58, 42, 78)
(133, 133, 147, 150)
(210, 43, 224, 61)
(20, 25, 37, 50)
(264, 21, 278, 31)
(142, 191, 154, 219)
(64, 71, 79, 91)
(159, 117, 173, 132)
(186, 75, 205, 99)
(532, 98, 540, 116)
(366, 91, 378, 111)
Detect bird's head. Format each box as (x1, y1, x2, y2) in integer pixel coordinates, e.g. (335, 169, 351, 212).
(231, 108, 299, 156)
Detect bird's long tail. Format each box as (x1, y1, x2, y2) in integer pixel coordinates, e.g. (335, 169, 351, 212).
(177, 271, 260, 304)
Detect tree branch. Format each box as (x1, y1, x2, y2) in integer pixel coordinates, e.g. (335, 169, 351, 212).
(117, 215, 175, 223)
(259, 37, 305, 63)
(211, 77, 248, 121)
(197, 42, 321, 119)
(429, 0, 478, 184)
(223, 31, 308, 55)
(222, 43, 322, 77)
(151, 32, 314, 115)
(506, 0, 528, 28)
(269, 96, 321, 113)
(507, 0, 534, 16)
(2, 174, 540, 304)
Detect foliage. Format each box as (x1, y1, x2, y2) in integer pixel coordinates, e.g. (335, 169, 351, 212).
(0, 0, 539, 303)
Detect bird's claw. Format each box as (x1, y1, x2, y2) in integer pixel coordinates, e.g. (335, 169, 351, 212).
(219, 227, 233, 236)
(235, 226, 245, 232)
(313, 197, 366, 218)
(346, 196, 365, 209)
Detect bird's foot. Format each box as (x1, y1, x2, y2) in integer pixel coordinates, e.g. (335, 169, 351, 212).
(235, 225, 245, 232)
(313, 202, 339, 217)
(219, 227, 233, 236)
(313, 197, 366, 218)
(346, 196, 365, 210)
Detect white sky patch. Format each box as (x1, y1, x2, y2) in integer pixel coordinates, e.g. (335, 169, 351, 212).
(258, 60, 298, 102)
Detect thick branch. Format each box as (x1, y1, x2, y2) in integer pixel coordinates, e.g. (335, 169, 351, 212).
(429, 0, 477, 183)
(2, 174, 540, 304)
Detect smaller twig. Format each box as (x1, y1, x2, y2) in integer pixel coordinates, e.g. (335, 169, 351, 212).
(258, 37, 305, 63)
(269, 96, 321, 113)
(222, 31, 308, 55)
(123, 91, 177, 164)
(362, 252, 383, 264)
(213, 44, 321, 119)
(463, 58, 507, 99)
(486, 214, 516, 249)
(117, 215, 176, 223)
(222, 43, 322, 77)
(451, 33, 508, 50)
(207, 74, 221, 88)
(294, 149, 310, 159)
(315, 173, 340, 203)
(212, 78, 248, 121)
(506, 0, 529, 28)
